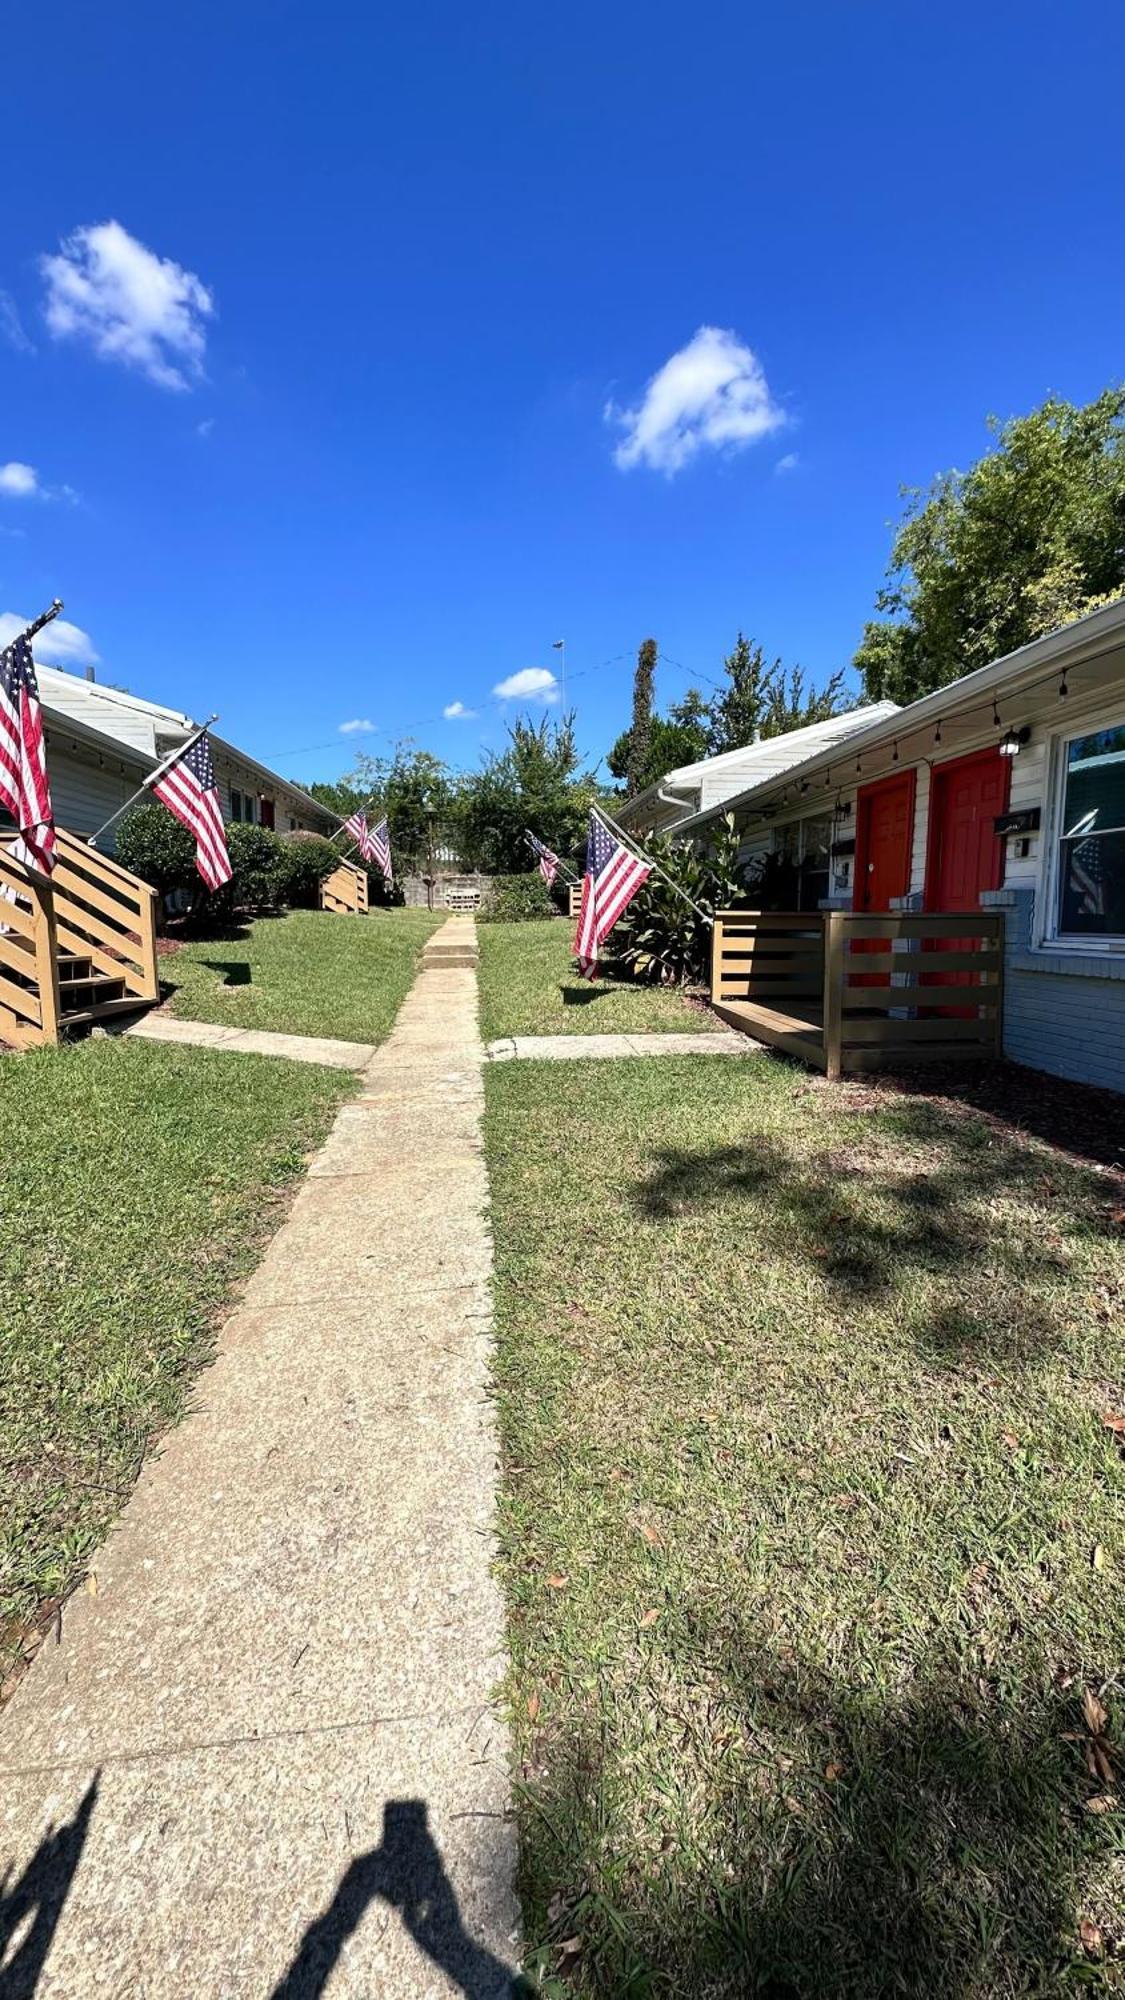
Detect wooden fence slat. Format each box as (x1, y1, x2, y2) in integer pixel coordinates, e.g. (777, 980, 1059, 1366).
(841, 1014, 997, 1045)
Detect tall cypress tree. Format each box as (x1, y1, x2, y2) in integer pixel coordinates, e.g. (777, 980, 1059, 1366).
(626, 637, 657, 796)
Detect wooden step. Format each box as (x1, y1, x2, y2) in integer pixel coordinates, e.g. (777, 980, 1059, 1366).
(59, 973, 127, 1013)
(58, 995, 154, 1030)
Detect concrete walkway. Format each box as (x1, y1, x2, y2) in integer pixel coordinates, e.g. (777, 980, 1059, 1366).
(124, 1012, 376, 1071)
(486, 1028, 758, 1061)
(0, 918, 520, 1997)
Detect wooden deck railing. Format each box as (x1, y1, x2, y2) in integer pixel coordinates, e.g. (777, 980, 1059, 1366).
(0, 829, 159, 1047)
(320, 860, 369, 916)
(712, 909, 1004, 1079)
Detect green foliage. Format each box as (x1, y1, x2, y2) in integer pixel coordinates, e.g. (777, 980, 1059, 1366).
(223, 822, 289, 911)
(609, 692, 711, 792)
(611, 814, 747, 985)
(706, 634, 848, 755)
(304, 778, 367, 818)
(626, 637, 657, 796)
(116, 802, 198, 897)
(855, 387, 1125, 703)
(457, 714, 598, 874)
(326, 745, 462, 874)
(280, 833, 340, 907)
(479, 872, 559, 923)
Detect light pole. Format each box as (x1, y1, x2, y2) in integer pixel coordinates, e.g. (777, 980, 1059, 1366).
(552, 637, 566, 708)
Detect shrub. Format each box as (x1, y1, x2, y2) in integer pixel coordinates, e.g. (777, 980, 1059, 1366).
(116, 802, 198, 898)
(281, 833, 341, 907)
(480, 872, 558, 923)
(223, 822, 289, 911)
(610, 815, 748, 985)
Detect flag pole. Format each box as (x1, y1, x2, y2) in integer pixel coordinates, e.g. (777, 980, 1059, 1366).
(522, 830, 579, 883)
(18, 599, 65, 645)
(86, 714, 219, 847)
(593, 803, 713, 926)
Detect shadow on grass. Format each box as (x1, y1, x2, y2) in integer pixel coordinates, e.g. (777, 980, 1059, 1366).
(630, 1100, 1117, 1365)
(199, 958, 253, 987)
(561, 986, 610, 1008)
(523, 1638, 1117, 1995)
(0, 1777, 98, 1999)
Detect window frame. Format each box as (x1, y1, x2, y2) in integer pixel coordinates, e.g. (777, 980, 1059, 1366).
(1042, 708, 1125, 953)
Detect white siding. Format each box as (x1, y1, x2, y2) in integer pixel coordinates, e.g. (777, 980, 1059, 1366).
(45, 743, 146, 851)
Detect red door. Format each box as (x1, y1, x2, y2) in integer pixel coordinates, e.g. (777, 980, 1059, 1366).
(925, 749, 1009, 911)
(854, 772, 915, 911)
(924, 748, 1009, 1000)
(852, 771, 916, 986)
(259, 797, 275, 830)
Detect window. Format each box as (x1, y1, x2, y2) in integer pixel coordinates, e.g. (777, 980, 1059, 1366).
(1053, 722, 1125, 943)
(230, 789, 242, 822)
(772, 814, 831, 910)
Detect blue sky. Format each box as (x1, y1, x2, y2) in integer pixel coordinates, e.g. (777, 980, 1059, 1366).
(2, 0, 1123, 785)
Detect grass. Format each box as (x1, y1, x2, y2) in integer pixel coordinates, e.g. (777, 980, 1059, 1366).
(484, 1056, 1125, 1995)
(477, 920, 719, 1041)
(0, 1037, 352, 1688)
(161, 906, 443, 1043)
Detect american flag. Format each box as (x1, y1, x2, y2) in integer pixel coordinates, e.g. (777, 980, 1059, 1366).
(370, 816, 393, 883)
(574, 809, 651, 977)
(344, 809, 376, 862)
(0, 633, 56, 873)
(527, 830, 559, 886)
(152, 730, 232, 891)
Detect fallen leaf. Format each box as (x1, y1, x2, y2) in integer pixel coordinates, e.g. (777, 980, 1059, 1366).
(1084, 1794, 1117, 1814)
(1001, 1429, 1020, 1451)
(546, 1892, 567, 1927)
(639, 1608, 661, 1628)
(1080, 1916, 1104, 1955)
(85, 1573, 99, 1597)
(785, 1795, 803, 1816)
(546, 1574, 569, 1591)
(527, 1694, 541, 1722)
(1083, 1689, 1109, 1737)
(832, 1494, 858, 1510)
(640, 1524, 662, 1547)
(1101, 1410, 1125, 1437)
(825, 1762, 844, 1782)
(556, 1936, 582, 1960)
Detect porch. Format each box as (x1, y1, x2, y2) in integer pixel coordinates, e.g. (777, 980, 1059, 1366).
(710, 909, 1004, 1079)
(0, 830, 160, 1049)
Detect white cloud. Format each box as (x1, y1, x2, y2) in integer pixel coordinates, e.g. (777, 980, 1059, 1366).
(443, 700, 476, 720)
(607, 325, 786, 476)
(0, 292, 34, 355)
(492, 667, 559, 703)
(40, 220, 214, 392)
(775, 451, 800, 475)
(0, 610, 99, 668)
(196, 417, 215, 438)
(338, 717, 375, 736)
(0, 462, 39, 498)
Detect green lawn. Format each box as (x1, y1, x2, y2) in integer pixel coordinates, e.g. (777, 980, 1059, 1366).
(477, 920, 718, 1040)
(161, 907, 443, 1043)
(485, 1057, 1125, 1996)
(0, 1038, 351, 1688)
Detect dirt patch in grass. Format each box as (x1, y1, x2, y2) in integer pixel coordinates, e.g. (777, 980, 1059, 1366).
(485, 1055, 1125, 1995)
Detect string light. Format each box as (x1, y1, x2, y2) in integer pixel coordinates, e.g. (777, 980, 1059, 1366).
(1059, 670, 1069, 698)
(892, 739, 900, 763)
(934, 719, 942, 745)
(992, 698, 1002, 728)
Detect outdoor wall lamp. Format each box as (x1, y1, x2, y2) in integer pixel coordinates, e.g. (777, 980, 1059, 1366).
(999, 726, 1031, 758)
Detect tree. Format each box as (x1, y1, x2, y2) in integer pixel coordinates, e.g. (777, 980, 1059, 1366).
(608, 690, 711, 793)
(457, 713, 598, 874)
(706, 634, 847, 755)
(854, 388, 1125, 704)
(323, 746, 461, 871)
(625, 638, 657, 796)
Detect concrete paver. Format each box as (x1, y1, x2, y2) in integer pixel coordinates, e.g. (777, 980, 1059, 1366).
(1, 916, 519, 1996)
(125, 1012, 376, 1070)
(486, 1028, 759, 1061)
